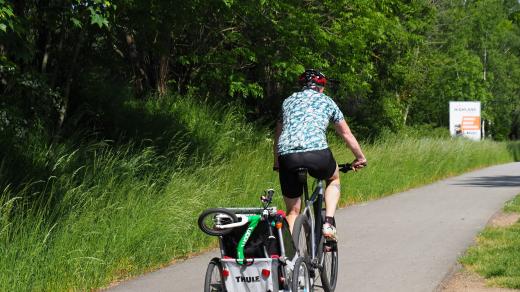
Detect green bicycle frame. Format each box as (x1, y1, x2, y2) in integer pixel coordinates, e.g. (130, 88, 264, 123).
(237, 214, 262, 263)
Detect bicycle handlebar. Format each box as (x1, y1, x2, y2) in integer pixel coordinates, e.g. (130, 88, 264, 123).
(275, 163, 359, 173)
(261, 189, 275, 205)
(215, 214, 250, 229)
(338, 163, 353, 173)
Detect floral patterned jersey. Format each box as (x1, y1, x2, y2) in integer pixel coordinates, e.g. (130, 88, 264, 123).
(277, 89, 344, 155)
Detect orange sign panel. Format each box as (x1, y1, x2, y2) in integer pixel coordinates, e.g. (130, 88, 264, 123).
(461, 116, 481, 131)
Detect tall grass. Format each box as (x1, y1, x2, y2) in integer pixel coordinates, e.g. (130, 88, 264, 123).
(460, 194, 520, 289)
(330, 136, 516, 203)
(0, 96, 518, 290)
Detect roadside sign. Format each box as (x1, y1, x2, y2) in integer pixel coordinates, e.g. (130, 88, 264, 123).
(449, 101, 481, 140)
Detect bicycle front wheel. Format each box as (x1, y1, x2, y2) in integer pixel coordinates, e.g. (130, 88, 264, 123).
(198, 208, 238, 236)
(204, 258, 226, 292)
(292, 214, 311, 258)
(318, 237, 338, 292)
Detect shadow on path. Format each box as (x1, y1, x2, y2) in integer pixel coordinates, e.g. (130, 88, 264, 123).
(453, 175, 520, 188)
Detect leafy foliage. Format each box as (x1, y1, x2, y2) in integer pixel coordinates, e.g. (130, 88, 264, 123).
(1, 0, 519, 139)
(1, 1, 520, 289)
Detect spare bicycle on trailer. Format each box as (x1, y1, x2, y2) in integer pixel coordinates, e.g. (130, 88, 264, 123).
(198, 189, 311, 292)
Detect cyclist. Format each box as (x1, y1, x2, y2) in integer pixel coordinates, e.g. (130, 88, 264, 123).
(273, 69, 367, 241)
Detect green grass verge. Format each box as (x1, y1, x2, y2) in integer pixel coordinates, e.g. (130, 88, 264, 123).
(460, 194, 520, 289)
(331, 137, 517, 204)
(1, 97, 519, 290)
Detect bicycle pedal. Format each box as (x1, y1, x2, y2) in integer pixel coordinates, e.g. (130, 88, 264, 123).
(311, 258, 319, 267)
(324, 241, 337, 252)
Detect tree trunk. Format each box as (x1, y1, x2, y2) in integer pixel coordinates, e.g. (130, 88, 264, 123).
(403, 103, 410, 126)
(126, 34, 149, 97)
(50, 34, 64, 88)
(35, 0, 49, 71)
(13, 0, 26, 17)
(57, 31, 84, 130)
(483, 47, 487, 81)
(157, 54, 169, 96)
(41, 31, 52, 73)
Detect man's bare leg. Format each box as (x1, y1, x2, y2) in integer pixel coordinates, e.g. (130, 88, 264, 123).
(325, 166, 340, 218)
(284, 196, 301, 233)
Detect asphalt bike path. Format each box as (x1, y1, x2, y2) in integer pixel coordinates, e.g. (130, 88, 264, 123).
(108, 162, 520, 292)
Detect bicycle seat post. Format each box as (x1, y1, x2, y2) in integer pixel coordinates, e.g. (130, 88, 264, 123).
(296, 168, 309, 201)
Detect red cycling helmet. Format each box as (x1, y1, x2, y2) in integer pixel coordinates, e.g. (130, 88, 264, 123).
(298, 69, 327, 87)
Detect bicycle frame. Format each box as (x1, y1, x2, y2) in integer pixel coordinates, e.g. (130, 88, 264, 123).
(298, 168, 326, 264)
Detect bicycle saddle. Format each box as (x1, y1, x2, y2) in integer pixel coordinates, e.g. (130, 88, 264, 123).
(296, 167, 308, 184)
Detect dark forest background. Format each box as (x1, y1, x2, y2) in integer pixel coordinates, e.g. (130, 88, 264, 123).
(1, 0, 519, 145)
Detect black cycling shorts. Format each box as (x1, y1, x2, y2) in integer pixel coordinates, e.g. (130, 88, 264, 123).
(278, 148, 337, 198)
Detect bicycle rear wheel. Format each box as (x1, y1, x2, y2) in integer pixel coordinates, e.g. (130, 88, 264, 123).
(318, 236, 338, 291)
(292, 214, 311, 258)
(204, 258, 226, 292)
(291, 257, 312, 292)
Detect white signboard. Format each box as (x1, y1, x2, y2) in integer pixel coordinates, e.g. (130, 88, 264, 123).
(449, 101, 481, 140)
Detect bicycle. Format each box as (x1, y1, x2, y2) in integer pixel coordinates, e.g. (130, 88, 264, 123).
(198, 189, 311, 292)
(291, 163, 353, 292)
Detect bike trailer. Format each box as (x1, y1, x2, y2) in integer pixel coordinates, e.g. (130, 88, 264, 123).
(198, 204, 300, 291)
(221, 258, 280, 292)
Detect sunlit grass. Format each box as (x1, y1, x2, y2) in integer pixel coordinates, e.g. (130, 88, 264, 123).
(0, 96, 518, 290)
(460, 194, 520, 289)
(331, 137, 515, 204)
